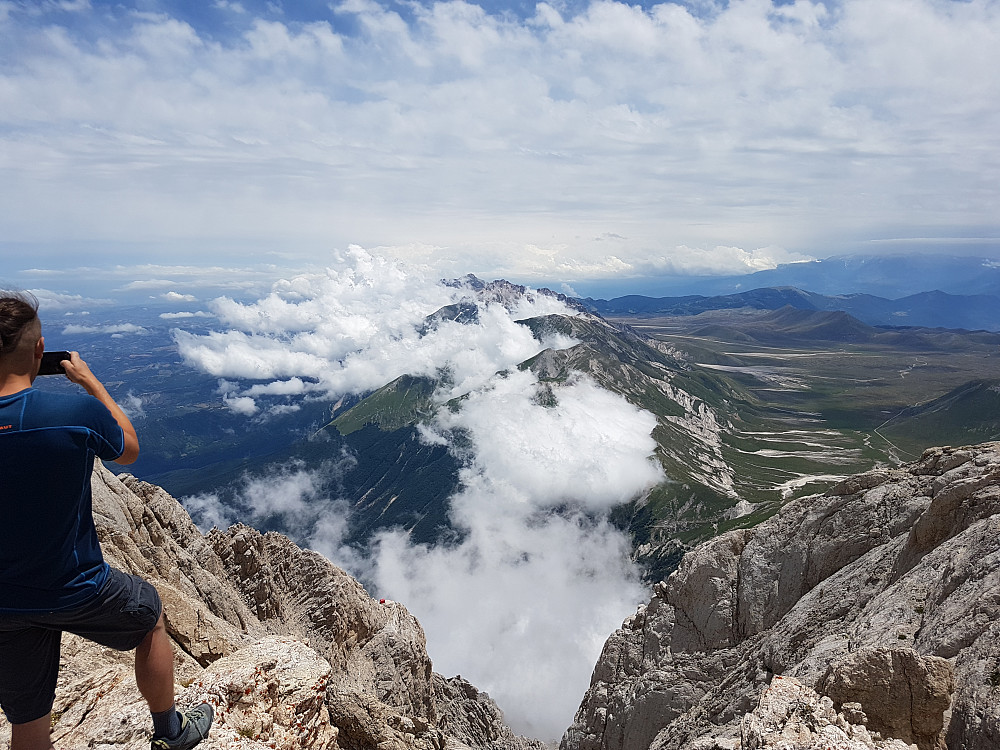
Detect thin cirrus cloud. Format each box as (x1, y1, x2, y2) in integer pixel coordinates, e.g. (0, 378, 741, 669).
(2, 0, 998, 286)
(61, 322, 149, 335)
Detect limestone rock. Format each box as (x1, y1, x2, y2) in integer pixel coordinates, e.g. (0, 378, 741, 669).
(562, 442, 1000, 750)
(327, 691, 444, 750)
(740, 675, 911, 750)
(97, 471, 261, 657)
(40, 637, 339, 750)
(0, 463, 529, 750)
(207, 523, 437, 722)
(433, 675, 548, 750)
(181, 636, 340, 749)
(819, 648, 954, 750)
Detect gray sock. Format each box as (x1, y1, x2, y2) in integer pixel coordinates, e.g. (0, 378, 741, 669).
(151, 705, 182, 739)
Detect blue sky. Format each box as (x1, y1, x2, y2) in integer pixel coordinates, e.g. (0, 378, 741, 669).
(2, 0, 1000, 300)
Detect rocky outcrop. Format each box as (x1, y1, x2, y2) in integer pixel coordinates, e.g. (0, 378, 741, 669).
(434, 675, 548, 750)
(818, 648, 954, 749)
(0, 464, 537, 750)
(562, 442, 1000, 750)
(740, 675, 911, 750)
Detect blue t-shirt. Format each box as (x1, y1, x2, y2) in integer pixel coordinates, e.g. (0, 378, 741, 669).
(0, 387, 124, 613)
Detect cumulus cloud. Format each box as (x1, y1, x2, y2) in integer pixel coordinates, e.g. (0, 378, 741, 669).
(28, 288, 114, 312)
(3, 0, 998, 279)
(370, 369, 663, 739)
(121, 391, 146, 420)
(223, 393, 258, 415)
(183, 457, 359, 559)
(161, 291, 197, 302)
(426, 370, 663, 512)
(175, 249, 664, 740)
(159, 310, 214, 319)
(174, 246, 581, 408)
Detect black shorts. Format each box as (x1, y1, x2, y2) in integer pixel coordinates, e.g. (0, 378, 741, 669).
(0, 568, 162, 724)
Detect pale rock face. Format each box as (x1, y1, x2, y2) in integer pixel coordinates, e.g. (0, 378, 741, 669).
(818, 648, 954, 750)
(562, 442, 1000, 750)
(44, 637, 340, 750)
(433, 675, 547, 750)
(181, 637, 340, 750)
(0, 464, 533, 750)
(205, 522, 437, 721)
(740, 675, 912, 750)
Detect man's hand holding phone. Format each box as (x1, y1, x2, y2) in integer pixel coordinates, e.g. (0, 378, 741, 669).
(38, 350, 71, 376)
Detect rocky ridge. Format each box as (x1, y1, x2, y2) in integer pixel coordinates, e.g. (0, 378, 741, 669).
(562, 441, 1000, 750)
(0, 464, 542, 750)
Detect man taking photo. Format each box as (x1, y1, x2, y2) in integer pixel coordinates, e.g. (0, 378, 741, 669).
(0, 291, 213, 750)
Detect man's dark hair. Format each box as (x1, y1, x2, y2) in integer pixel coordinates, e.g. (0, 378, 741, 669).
(0, 291, 40, 357)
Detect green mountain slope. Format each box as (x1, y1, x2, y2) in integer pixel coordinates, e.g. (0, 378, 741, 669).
(879, 379, 1000, 453)
(332, 375, 439, 435)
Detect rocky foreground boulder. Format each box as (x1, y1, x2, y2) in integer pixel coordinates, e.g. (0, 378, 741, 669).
(0, 465, 542, 750)
(562, 442, 1000, 750)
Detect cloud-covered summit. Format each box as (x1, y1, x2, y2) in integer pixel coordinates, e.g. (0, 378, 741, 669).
(175, 246, 582, 411)
(176, 249, 664, 740)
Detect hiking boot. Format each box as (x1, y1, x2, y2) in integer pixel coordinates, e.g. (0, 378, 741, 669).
(150, 703, 213, 750)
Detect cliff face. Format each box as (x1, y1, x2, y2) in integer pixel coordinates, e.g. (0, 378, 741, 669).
(562, 442, 1000, 750)
(0, 465, 542, 750)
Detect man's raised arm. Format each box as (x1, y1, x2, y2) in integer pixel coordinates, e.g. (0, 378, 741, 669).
(61, 351, 140, 465)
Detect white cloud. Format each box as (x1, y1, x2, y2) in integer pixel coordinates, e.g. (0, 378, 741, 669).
(368, 369, 663, 740)
(243, 377, 311, 397)
(27, 288, 114, 312)
(183, 456, 361, 563)
(121, 391, 146, 420)
(2, 0, 998, 279)
(180, 491, 231, 531)
(425, 369, 663, 512)
(223, 393, 258, 415)
(175, 249, 663, 740)
(61, 323, 149, 335)
(159, 311, 213, 319)
(161, 291, 197, 302)
(174, 246, 582, 400)
(626, 245, 815, 276)
(372, 513, 642, 742)
(213, 1, 246, 13)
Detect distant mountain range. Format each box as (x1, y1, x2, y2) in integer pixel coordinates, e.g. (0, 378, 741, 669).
(572, 253, 1000, 299)
(581, 286, 1000, 332)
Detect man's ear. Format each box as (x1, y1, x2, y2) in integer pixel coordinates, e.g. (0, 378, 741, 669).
(35, 336, 45, 360)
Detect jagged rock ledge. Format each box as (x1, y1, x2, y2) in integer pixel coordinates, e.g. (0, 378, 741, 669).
(0, 465, 545, 750)
(561, 441, 1000, 750)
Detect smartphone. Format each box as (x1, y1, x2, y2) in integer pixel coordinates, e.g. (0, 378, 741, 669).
(39, 351, 71, 376)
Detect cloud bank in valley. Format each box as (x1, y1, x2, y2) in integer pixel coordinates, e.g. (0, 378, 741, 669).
(372, 369, 662, 739)
(177, 249, 664, 740)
